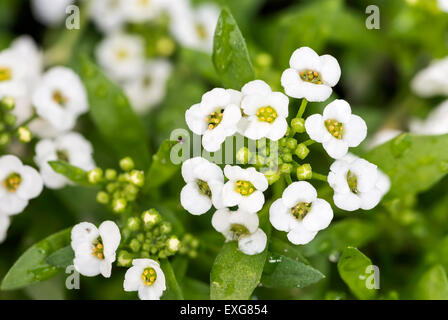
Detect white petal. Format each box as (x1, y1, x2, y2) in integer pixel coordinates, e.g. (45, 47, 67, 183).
(230, 210, 259, 233)
(344, 115, 367, 147)
(269, 199, 293, 232)
(180, 183, 212, 215)
(287, 224, 317, 245)
(185, 104, 207, 135)
(333, 192, 361, 211)
(305, 114, 326, 143)
(0, 195, 27, 216)
(376, 171, 391, 195)
(359, 189, 382, 210)
(0, 214, 10, 243)
(124, 264, 145, 292)
(239, 190, 265, 213)
(266, 117, 288, 141)
(350, 159, 378, 192)
(238, 229, 267, 255)
(181, 157, 206, 183)
(202, 127, 226, 152)
(241, 80, 271, 96)
(323, 139, 349, 159)
(71, 222, 99, 250)
(16, 166, 43, 200)
(289, 47, 321, 71)
(323, 99, 352, 123)
(221, 182, 242, 207)
(282, 181, 317, 208)
(211, 208, 232, 233)
(320, 54, 341, 87)
(247, 167, 268, 191)
(99, 220, 121, 263)
(302, 198, 333, 231)
(269, 92, 289, 117)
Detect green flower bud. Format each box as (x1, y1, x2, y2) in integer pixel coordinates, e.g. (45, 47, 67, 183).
(295, 143, 310, 160)
(236, 147, 251, 164)
(256, 139, 267, 149)
(255, 155, 265, 167)
(297, 164, 312, 180)
(0, 96, 15, 111)
(291, 118, 306, 133)
(280, 163, 293, 174)
(158, 250, 168, 259)
(141, 209, 161, 228)
(96, 191, 110, 204)
(129, 238, 141, 253)
(17, 126, 32, 143)
(127, 217, 141, 231)
(255, 53, 272, 68)
(140, 251, 150, 258)
(160, 221, 172, 234)
(136, 233, 145, 242)
(119, 157, 134, 171)
(167, 236, 180, 253)
(112, 198, 127, 213)
(117, 250, 133, 267)
(142, 242, 151, 252)
(88, 168, 103, 184)
(0, 133, 10, 147)
(106, 182, 118, 193)
(285, 126, 291, 137)
(156, 37, 175, 56)
(3, 113, 16, 126)
(105, 169, 117, 180)
(286, 138, 297, 150)
(264, 170, 281, 185)
(279, 137, 287, 148)
(129, 170, 145, 187)
(282, 152, 293, 163)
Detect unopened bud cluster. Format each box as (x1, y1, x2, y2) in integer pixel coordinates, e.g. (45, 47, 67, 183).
(0, 97, 32, 147)
(117, 209, 199, 266)
(89, 157, 145, 214)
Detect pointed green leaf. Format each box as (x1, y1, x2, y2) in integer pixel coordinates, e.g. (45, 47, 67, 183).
(337, 246, 377, 300)
(46, 246, 75, 268)
(1, 228, 71, 291)
(48, 161, 90, 186)
(212, 8, 255, 89)
(160, 259, 184, 300)
(414, 265, 448, 300)
(78, 55, 150, 168)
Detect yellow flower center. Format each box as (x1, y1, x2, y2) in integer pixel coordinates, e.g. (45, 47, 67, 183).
(141, 267, 157, 286)
(299, 69, 323, 85)
(230, 223, 250, 238)
(91, 238, 104, 260)
(52, 90, 68, 106)
(197, 179, 211, 197)
(196, 23, 208, 40)
(116, 49, 128, 60)
(235, 180, 255, 196)
(346, 170, 358, 194)
(205, 109, 224, 130)
(325, 119, 344, 140)
(256, 106, 277, 123)
(56, 149, 70, 162)
(290, 202, 311, 220)
(3, 172, 21, 193)
(0, 66, 12, 82)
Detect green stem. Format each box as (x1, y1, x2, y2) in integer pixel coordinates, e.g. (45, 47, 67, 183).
(311, 172, 327, 182)
(296, 98, 308, 118)
(14, 114, 38, 130)
(303, 139, 315, 146)
(284, 173, 293, 185)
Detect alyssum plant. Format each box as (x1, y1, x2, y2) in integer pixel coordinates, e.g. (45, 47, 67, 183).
(0, 8, 390, 300)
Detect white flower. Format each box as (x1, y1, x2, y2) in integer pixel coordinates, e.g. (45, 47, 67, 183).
(0, 155, 43, 216)
(180, 157, 224, 215)
(125, 0, 165, 23)
(222, 165, 268, 213)
(71, 220, 121, 278)
(367, 129, 402, 149)
(212, 208, 267, 255)
(0, 214, 10, 244)
(9, 36, 42, 92)
(411, 57, 448, 97)
(91, 0, 127, 33)
(123, 59, 172, 114)
(237, 80, 289, 141)
(438, 0, 448, 13)
(281, 47, 341, 102)
(0, 48, 28, 91)
(32, 67, 88, 132)
(305, 99, 367, 159)
(328, 154, 390, 211)
(185, 88, 242, 152)
(410, 100, 448, 135)
(31, 0, 75, 26)
(270, 181, 333, 245)
(169, 0, 220, 53)
(124, 259, 166, 300)
(96, 33, 145, 82)
(34, 132, 96, 189)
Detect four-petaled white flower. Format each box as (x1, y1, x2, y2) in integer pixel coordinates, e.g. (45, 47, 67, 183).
(123, 59, 172, 114)
(185, 88, 242, 152)
(169, 0, 220, 53)
(411, 57, 448, 97)
(328, 154, 390, 211)
(91, 0, 127, 34)
(0, 213, 10, 244)
(71, 220, 121, 278)
(270, 182, 333, 245)
(222, 165, 268, 213)
(212, 208, 267, 255)
(180, 157, 224, 215)
(305, 99, 367, 159)
(410, 100, 448, 135)
(96, 33, 145, 82)
(124, 259, 166, 300)
(32, 67, 88, 132)
(281, 47, 341, 102)
(238, 80, 289, 141)
(0, 155, 43, 216)
(34, 132, 96, 189)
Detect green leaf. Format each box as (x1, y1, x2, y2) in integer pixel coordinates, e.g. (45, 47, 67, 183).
(365, 133, 448, 197)
(337, 246, 377, 300)
(212, 8, 255, 89)
(48, 161, 90, 186)
(261, 253, 324, 289)
(78, 55, 150, 168)
(1, 228, 71, 291)
(414, 265, 448, 300)
(160, 259, 184, 300)
(269, 236, 309, 264)
(182, 277, 210, 300)
(46, 246, 74, 268)
(145, 139, 182, 190)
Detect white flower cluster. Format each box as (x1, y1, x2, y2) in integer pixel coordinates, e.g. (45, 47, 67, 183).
(71, 220, 166, 300)
(182, 46, 390, 248)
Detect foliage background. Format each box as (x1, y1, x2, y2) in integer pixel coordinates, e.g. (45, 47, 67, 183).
(1, 0, 448, 300)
